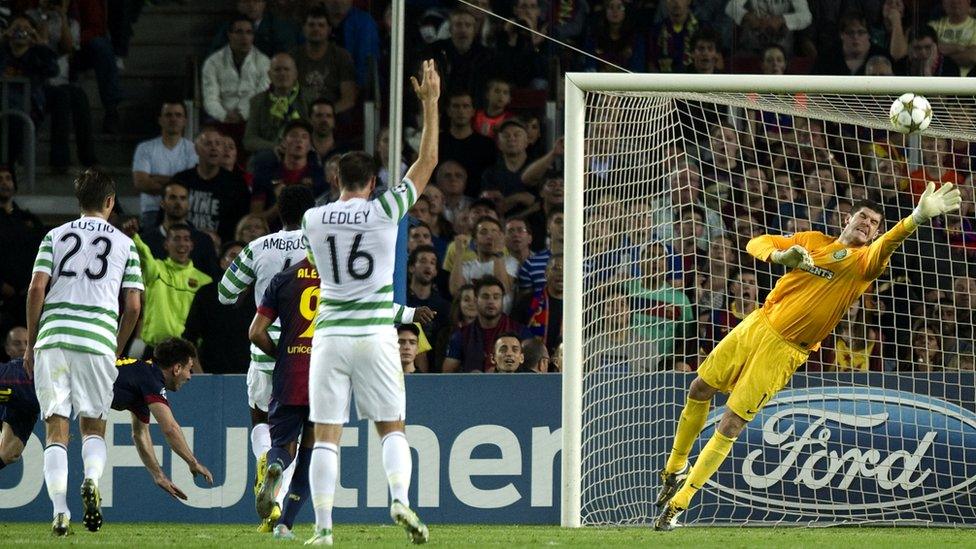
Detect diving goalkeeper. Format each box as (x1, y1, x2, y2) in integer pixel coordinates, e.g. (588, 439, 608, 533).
(654, 182, 961, 531)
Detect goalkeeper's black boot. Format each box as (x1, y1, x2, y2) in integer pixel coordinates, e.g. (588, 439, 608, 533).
(654, 501, 685, 532)
(81, 478, 103, 532)
(654, 462, 689, 509)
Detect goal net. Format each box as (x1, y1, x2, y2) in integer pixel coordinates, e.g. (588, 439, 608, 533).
(561, 74, 976, 528)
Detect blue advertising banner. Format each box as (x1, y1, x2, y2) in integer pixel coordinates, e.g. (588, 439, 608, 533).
(0, 374, 563, 524)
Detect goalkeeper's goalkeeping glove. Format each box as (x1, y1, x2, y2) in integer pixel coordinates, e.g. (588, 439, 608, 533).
(913, 181, 962, 224)
(771, 245, 814, 270)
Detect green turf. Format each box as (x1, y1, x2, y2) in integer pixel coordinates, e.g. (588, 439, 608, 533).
(2, 523, 975, 548)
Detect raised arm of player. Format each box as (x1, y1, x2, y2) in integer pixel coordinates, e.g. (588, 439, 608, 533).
(23, 271, 50, 378)
(746, 233, 814, 270)
(913, 182, 961, 225)
(248, 310, 277, 357)
(130, 412, 187, 500)
(148, 401, 213, 485)
(117, 288, 142, 356)
(404, 59, 440, 196)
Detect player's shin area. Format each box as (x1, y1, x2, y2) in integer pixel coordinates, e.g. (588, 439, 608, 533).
(45, 415, 107, 446)
(688, 377, 748, 438)
(313, 419, 406, 444)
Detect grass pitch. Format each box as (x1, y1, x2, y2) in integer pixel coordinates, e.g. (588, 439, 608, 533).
(2, 523, 975, 548)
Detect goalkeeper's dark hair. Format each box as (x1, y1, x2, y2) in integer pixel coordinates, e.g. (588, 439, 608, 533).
(852, 198, 885, 218)
(153, 338, 198, 370)
(278, 185, 315, 227)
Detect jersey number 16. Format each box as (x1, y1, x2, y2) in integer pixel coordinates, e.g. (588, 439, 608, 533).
(324, 233, 374, 284)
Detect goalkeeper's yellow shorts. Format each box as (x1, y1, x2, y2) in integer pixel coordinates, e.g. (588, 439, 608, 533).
(697, 309, 809, 422)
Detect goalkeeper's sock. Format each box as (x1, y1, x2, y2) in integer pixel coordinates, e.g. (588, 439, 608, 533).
(382, 431, 412, 507)
(310, 442, 338, 531)
(44, 443, 70, 518)
(280, 446, 312, 529)
(671, 430, 736, 509)
(81, 435, 107, 487)
(664, 397, 710, 474)
(250, 423, 271, 461)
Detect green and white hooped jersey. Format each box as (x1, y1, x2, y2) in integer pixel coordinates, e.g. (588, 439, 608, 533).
(303, 178, 417, 337)
(218, 228, 307, 370)
(32, 217, 144, 357)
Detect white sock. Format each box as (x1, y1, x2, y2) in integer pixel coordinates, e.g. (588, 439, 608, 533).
(310, 442, 338, 531)
(250, 423, 271, 461)
(44, 444, 70, 519)
(275, 457, 297, 507)
(81, 435, 107, 486)
(382, 431, 412, 507)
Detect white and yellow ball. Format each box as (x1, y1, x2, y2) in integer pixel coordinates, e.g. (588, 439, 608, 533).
(889, 93, 933, 134)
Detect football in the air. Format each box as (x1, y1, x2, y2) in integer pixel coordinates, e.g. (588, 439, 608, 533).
(889, 93, 933, 134)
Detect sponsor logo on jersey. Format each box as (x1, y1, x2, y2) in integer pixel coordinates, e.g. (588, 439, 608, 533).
(833, 249, 849, 260)
(702, 387, 976, 518)
(393, 182, 409, 194)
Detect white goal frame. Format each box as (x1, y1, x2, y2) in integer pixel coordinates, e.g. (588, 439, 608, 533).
(560, 73, 976, 528)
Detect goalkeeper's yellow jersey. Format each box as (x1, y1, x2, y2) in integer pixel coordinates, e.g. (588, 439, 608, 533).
(745, 216, 918, 352)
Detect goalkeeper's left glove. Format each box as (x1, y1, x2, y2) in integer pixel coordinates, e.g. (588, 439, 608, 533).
(913, 181, 962, 224)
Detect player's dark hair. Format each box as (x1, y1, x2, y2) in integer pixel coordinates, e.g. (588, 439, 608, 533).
(305, 5, 330, 23)
(166, 223, 193, 239)
(154, 338, 197, 370)
(227, 13, 253, 33)
(852, 198, 885, 218)
(278, 185, 315, 227)
(338, 151, 378, 192)
(474, 275, 505, 296)
(521, 337, 547, 368)
(75, 168, 116, 212)
(408, 245, 437, 268)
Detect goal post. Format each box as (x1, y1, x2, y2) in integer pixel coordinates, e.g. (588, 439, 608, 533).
(561, 73, 976, 528)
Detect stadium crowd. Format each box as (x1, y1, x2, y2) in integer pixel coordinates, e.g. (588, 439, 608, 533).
(0, 0, 975, 373)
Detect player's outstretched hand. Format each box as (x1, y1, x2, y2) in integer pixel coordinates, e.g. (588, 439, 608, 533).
(190, 461, 214, 485)
(914, 181, 962, 224)
(410, 59, 440, 105)
(121, 218, 139, 238)
(771, 244, 814, 270)
(154, 474, 188, 500)
(414, 306, 436, 325)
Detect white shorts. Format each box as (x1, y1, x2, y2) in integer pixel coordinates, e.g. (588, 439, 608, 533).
(33, 347, 117, 420)
(309, 328, 405, 424)
(247, 366, 273, 412)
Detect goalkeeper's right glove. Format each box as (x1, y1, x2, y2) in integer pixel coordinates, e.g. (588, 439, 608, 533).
(771, 245, 814, 270)
(913, 181, 962, 224)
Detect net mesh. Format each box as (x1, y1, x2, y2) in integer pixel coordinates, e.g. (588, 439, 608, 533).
(577, 89, 976, 526)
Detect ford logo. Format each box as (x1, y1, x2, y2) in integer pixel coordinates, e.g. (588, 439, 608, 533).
(700, 387, 976, 519)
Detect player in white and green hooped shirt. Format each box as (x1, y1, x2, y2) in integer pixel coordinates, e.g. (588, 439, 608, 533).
(301, 59, 440, 546)
(25, 169, 144, 537)
(216, 184, 315, 530)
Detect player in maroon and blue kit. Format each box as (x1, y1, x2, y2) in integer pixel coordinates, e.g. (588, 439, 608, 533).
(250, 258, 321, 540)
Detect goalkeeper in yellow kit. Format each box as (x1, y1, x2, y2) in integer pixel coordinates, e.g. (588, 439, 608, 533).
(654, 182, 961, 531)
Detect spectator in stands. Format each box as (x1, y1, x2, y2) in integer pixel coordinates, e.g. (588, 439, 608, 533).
(761, 43, 788, 74)
(953, 275, 976, 325)
(443, 276, 532, 372)
(725, 0, 811, 57)
(700, 268, 759, 355)
(3, 326, 26, 361)
(519, 169, 563, 251)
(928, 0, 976, 76)
(173, 128, 252, 244)
(408, 223, 433, 253)
(309, 99, 346, 163)
(897, 26, 961, 76)
(423, 184, 454, 243)
(498, 0, 550, 89)
(473, 79, 514, 139)
(737, 166, 780, 231)
(584, 290, 652, 372)
(74, 0, 123, 132)
(518, 210, 563, 295)
(291, 6, 356, 114)
(481, 118, 531, 197)
(513, 253, 563, 354)
(701, 125, 744, 203)
(132, 101, 199, 228)
(437, 161, 474, 224)
(439, 90, 496, 193)
(0, 166, 43, 333)
(630, 241, 695, 370)
(544, 0, 588, 44)
(183, 241, 251, 374)
(521, 337, 550, 372)
(0, 15, 54, 156)
(814, 11, 889, 75)
(647, 0, 699, 72)
(397, 323, 421, 374)
(408, 245, 451, 372)
(909, 136, 964, 198)
(904, 321, 944, 372)
(251, 120, 324, 224)
(521, 136, 563, 190)
(584, 0, 645, 72)
(492, 333, 532, 373)
(932, 299, 974, 371)
(376, 127, 406, 190)
(127, 221, 213, 358)
(244, 53, 312, 154)
(686, 27, 722, 74)
(433, 282, 477, 361)
(868, 150, 914, 219)
(820, 301, 884, 372)
(800, 167, 841, 233)
(322, 0, 380, 88)
(653, 160, 724, 246)
(450, 217, 520, 310)
(429, 10, 494, 104)
(221, 134, 251, 182)
(443, 199, 499, 274)
(139, 180, 220, 277)
(24, 6, 97, 170)
(234, 213, 269, 244)
(505, 217, 534, 266)
(211, 0, 300, 57)
(202, 15, 270, 130)
(865, 55, 895, 75)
